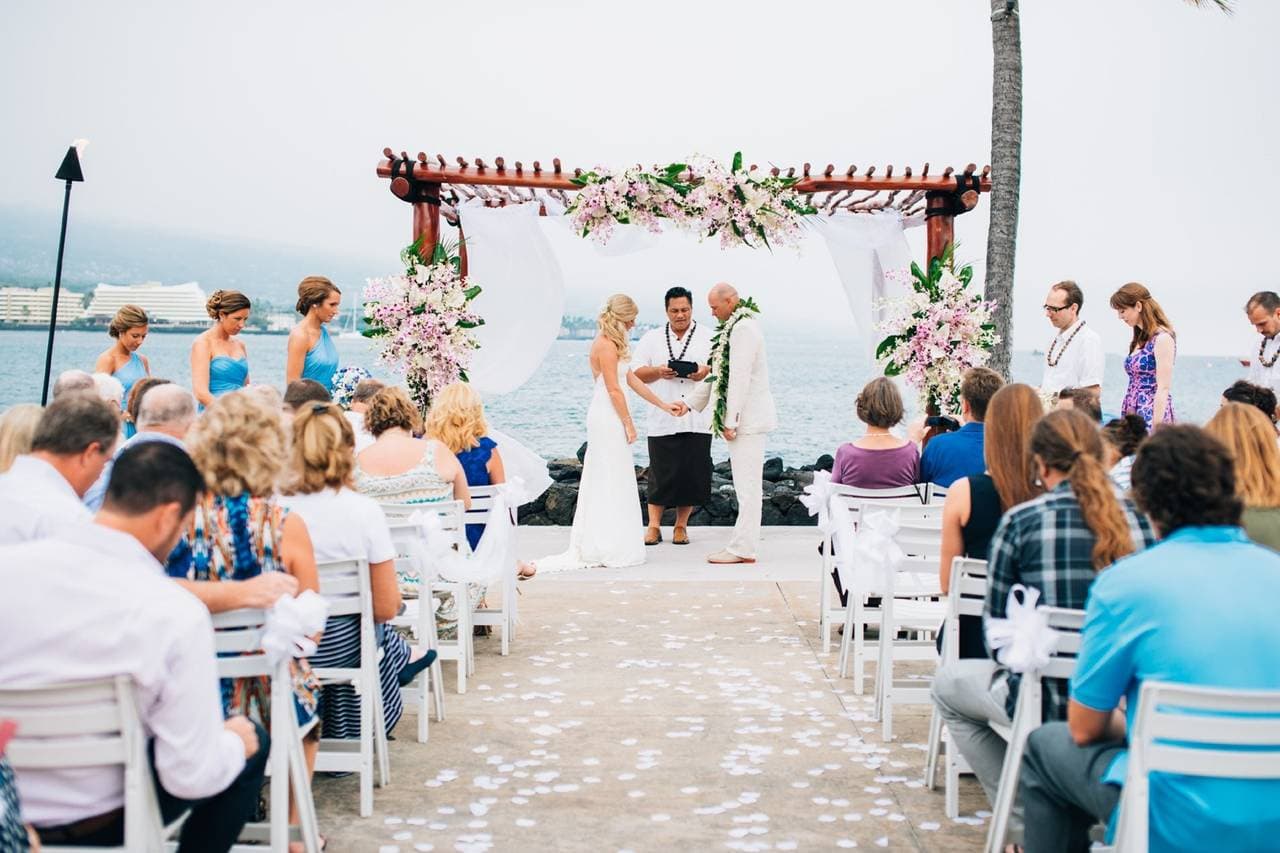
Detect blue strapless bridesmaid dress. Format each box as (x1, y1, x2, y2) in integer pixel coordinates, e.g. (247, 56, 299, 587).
(209, 354, 249, 397)
(301, 326, 339, 392)
(112, 352, 147, 407)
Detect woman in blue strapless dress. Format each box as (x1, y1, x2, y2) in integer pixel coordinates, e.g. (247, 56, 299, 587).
(191, 290, 252, 409)
(94, 305, 151, 436)
(286, 276, 342, 393)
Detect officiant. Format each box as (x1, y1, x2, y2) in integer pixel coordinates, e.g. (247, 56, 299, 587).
(634, 286, 713, 546)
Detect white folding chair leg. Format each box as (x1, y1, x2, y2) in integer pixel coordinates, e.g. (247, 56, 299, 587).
(876, 620, 893, 740)
(819, 545, 832, 653)
(372, 679, 390, 787)
(269, 714, 290, 852)
(924, 707, 943, 789)
(427, 614, 446, 723)
(358, 674, 373, 817)
(945, 743, 960, 820)
(984, 718, 1030, 853)
(853, 598, 868, 695)
(288, 733, 322, 853)
(836, 594, 856, 678)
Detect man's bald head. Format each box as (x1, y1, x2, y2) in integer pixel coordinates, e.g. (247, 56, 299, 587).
(708, 282, 740, 322)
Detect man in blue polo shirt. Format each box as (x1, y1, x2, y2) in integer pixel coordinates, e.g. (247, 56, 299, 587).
(1019, 425, 1280, 852)
(919, 367, 1002, 488)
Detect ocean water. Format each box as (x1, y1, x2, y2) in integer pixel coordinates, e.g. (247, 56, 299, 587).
(0, 328, 1245, 466)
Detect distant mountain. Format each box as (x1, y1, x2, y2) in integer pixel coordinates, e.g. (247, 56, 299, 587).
(0, 205, 387, 305)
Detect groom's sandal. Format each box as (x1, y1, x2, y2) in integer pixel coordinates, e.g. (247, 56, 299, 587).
(707, 549, 756, 564)
(672, 526, 690, 545)
(644, 527, 662, 546)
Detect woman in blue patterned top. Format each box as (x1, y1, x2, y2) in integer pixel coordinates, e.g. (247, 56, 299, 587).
(286, 276, 342, 393)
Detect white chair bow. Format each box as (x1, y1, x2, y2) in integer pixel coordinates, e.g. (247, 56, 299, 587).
(262, 589, 330, 663)
(985, 585, 1060, 673)
(848, 508, 904, 593)
(800, 472, 858, 587)
(467, 482, 521, 587)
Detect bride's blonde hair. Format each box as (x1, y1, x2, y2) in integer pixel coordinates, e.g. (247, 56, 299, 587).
(598, 294, 638, 360)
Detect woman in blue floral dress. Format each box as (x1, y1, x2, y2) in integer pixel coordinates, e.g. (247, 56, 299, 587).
(1112, 283, 1176, 431)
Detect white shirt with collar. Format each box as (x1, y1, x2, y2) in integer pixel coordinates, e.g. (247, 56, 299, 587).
(1248, 336, 1280, 392)
(0, 454, 91, 545)
(633, 322, 714, 437)
(0, 523, 246, 826)
(1041, 318, 1105, 396)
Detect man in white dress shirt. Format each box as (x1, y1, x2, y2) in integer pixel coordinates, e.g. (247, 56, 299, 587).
(0, 394, 118, 544)
(1242, 291, 1280, 394)
(1040, 280, 1105, 400)
(0, 442, 267, 850)
(634, 287, 713, 546)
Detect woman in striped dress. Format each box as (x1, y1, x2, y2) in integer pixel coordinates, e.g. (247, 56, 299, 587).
(281, 402, 435, 740)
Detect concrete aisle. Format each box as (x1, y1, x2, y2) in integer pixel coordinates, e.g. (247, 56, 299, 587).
(315, 527, 990, 852)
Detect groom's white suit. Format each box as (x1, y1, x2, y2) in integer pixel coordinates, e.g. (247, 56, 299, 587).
(695, 313, 777, 560)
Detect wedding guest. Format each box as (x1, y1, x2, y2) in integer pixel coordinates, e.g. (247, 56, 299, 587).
(1242, 290, 1280, 393)
(919, 367, 1003, 488)
(83, 383, 195, 512)
(176, 391, 322, 827)
(0, 441, 268, 851)
(1040, 280, 1104, 399)
(1100, 414, 1147, 492)
(91, 372, 125, 411)
(122, 375, 170, 439)
(190, 290, 251, 408)
(51, 368, 94, 399)
(831, 377, 919, 489)
(1221, 378, 1278, 425)
(1112, 282, 1176, 430)
(930, 409, 1155, 806)
(1205, 402, 1280, 550)
(355, 386, 469, 507)
(1020, 425, 1280, 853)
(1054, 386, 1102, 422)
(281, 403, 436, 743)
(937, 383, 1043, 658)
(286, 276, 342, 392)
(634, 286, 713, 546)
(284, 378, 331, 412)
(700, 282, 777, 565)
(0, 404, 42, 473)
(0, 394, 118, 543)
(92, 304, 150, 408)
(331, 366, 374, 410)
(345, 377, 383, 453)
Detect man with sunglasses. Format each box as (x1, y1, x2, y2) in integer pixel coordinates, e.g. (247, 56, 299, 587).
(1041, 280, 1104, 401)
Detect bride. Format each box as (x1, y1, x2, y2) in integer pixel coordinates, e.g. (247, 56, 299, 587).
(536, 294, 687, 571)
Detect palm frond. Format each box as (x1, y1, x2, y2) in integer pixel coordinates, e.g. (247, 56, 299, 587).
(1184, 0, 1234, 13)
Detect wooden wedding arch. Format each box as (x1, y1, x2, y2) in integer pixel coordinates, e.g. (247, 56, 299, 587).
(375, 148, 991, 271)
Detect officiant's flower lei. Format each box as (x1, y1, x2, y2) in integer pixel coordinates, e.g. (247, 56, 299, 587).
(706, 296, 761, 435)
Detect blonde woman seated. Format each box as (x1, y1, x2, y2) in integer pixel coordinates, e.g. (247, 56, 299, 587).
(1205, 402, 1280, 551)
(282, 403, 436, 743)
(426, 382, 536, 579)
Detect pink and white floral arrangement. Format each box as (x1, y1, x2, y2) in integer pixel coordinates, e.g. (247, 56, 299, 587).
(362, 241, 483, 410)
(875, 247, 999, 413)
(568, 152, 816, 250)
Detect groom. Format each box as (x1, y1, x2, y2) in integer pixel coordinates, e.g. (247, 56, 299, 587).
(698, 282, 777, 564)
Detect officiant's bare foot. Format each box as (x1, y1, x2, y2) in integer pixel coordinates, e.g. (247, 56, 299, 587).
(644, 526, 662, 546)
(707, 549, 755, 564)
(672, 526, 690, 545)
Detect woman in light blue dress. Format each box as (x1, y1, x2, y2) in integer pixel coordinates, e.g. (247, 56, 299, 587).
(93, 305, 150, 405)
(286, 276, 342, 393)
(190, 290, 252, 409)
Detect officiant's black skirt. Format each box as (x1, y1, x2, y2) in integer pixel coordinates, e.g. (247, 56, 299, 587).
(646, 432, 713, 507)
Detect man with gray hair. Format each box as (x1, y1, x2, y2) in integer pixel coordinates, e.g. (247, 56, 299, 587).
(51, 368, 95, 399)
(83, 383, 196, 512)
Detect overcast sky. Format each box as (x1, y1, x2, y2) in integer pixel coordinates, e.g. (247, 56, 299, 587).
(1, 0, 1274, 355)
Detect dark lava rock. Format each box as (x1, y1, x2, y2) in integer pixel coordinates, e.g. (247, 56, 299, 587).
(814, 453, 834, 472)
(762, 456, 785, 481)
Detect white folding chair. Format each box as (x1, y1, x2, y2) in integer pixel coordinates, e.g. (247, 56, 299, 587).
(210, 607, 322, 853)
(836, 506, 945, 693)
(1110, 681, 1280, 852)
(466, 485, 519, 655)
(817, 484, 928, 652)
(924, 556, 989, 818)
(0, 677, 180, 853)
(310, 558, 390, 819)
(386, 521, 448, 742)
(871, 522, 947, 740)
(985, 606, 1086, 853)
(923, 482, 949, 504)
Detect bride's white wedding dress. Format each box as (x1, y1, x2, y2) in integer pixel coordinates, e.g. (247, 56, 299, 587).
(536, 359, 644, 572)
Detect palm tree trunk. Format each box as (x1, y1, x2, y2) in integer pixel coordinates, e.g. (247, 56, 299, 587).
(985, 0, 1023, 378)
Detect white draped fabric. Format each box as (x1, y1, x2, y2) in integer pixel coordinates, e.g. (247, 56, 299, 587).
(805, 210, 920, 352)
(458, 201, 566, 396)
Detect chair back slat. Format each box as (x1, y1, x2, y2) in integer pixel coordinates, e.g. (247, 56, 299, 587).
(0, 677, 134, 772)
(924, 483, 949, 504)
(891, 522, 944, 560)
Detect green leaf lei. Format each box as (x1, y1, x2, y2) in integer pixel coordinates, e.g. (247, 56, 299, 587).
(706, 296, 761, 435)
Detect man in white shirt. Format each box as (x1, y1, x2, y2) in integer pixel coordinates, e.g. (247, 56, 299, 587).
(346, 378, 385, 453)
(1040, 280, 1104, 400)
(1242, 290, 1280, 394)
(634, 287, 713, 546)
(0, 394, 118, 544)
(84, 383, 195, 512)
(0, 441, 267, 850)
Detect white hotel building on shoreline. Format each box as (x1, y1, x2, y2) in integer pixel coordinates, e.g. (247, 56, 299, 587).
(0, 281, 211, 327)
(0, 287, 87, 325)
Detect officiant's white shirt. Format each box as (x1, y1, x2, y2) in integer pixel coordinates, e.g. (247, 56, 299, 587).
(634, 323, 713, 437)
(1041, 319, 1104, 396)
(1247, 336, 1280, 391)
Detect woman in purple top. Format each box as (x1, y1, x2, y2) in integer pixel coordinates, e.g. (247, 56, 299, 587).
(831, 377, 920, 489)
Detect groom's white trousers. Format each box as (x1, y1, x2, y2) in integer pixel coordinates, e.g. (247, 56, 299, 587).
(726, 432, 766, 559)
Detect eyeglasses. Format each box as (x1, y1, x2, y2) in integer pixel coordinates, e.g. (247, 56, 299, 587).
(1043, 304, 1072, 313)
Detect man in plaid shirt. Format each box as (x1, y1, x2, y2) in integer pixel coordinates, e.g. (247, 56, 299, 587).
(930, 410, 1154, 807)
